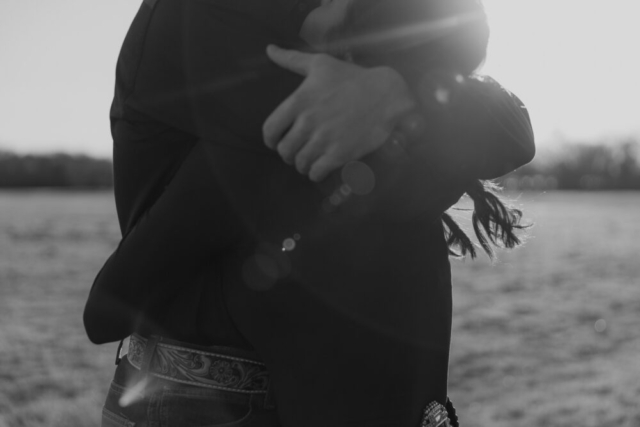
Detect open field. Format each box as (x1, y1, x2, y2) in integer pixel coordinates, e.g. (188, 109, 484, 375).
(448, 192, 640, 426)
(0, 190, 638, 426)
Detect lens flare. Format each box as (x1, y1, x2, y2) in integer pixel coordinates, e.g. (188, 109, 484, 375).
(341, 161, 375, 196)
(282, 238, 296, 252)
(118, 377, 150, 408)
(434, 87, 451, 104)
(332, 11, 484, 55)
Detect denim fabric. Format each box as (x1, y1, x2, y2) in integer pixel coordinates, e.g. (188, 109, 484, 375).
(102, 356, 281, 427)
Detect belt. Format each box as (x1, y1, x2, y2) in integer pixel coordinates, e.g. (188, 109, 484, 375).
(126, 335, 456, 425)
(127, 333, 270, 394)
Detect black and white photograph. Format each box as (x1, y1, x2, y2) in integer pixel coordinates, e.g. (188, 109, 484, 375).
(1, 0, 639, 426)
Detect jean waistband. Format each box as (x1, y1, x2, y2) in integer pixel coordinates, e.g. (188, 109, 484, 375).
(127, 333, 270, 394)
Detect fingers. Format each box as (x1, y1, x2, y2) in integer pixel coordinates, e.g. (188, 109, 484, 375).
(308, 156, 340, 183)
(276, 117, 313, 165)
(267, 109, 333, 178)
(266, 45, 314, 76)
(294, 135, 328, 177)
(263, 95, 297, 150)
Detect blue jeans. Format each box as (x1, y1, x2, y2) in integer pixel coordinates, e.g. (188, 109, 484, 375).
(102, 356, 281, 427)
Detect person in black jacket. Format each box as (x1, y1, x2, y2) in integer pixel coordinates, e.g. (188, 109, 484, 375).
(85, 1, 535, 426)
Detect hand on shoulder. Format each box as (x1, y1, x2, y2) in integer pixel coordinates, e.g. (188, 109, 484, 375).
(263, 45, 416, 182)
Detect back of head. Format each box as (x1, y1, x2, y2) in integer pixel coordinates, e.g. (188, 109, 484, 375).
(341, 0, 489, 79)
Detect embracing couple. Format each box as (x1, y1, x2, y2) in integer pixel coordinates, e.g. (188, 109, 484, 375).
(84, 0, 535, 426)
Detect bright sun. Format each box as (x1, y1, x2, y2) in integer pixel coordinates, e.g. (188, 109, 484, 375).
(480, 0, 640, 145)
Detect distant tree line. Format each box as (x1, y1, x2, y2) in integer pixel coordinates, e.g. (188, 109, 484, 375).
(498, 140, 640, 191)
(0, 140, 639, 190)
(0, 151, 112, 188)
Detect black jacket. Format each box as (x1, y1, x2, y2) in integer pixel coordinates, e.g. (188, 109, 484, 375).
(84, 0, 534, 425)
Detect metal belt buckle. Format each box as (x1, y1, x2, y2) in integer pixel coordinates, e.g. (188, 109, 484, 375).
(421, 401, 450, 427)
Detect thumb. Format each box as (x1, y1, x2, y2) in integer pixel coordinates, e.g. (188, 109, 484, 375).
(266, 45, 313, 76)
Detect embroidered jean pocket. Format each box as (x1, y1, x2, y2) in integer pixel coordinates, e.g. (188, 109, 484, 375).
(102, 407, 135, 427)
(159, 386, 253, 427)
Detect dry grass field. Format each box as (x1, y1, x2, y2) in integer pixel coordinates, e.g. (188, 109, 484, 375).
(448, 192, 640, 427)
(0, 190, 638, 427)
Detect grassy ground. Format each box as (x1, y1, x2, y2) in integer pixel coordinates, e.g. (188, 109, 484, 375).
(0, 190, 638, 426)
(448, 192, 640, 427)
(0, 191, 119, 427)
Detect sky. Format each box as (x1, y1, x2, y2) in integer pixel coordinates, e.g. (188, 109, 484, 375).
(1, 0, 639, 158)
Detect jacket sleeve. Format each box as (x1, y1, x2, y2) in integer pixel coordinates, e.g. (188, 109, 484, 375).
(84, 141, 265, 344)
(352, 74, 535, 222)
(422, 74, 536, 181)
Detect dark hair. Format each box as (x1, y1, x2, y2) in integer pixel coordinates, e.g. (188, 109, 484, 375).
(342, 0, 529, 259)
(441, 181, 528, 259)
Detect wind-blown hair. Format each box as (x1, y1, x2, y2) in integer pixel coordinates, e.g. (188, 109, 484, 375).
(340, 0, 528, 259)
